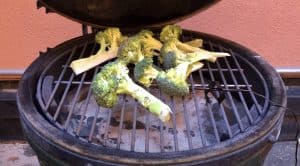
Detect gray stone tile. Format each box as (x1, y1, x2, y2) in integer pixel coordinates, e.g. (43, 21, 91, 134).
(264, 141, 297, 166)
(0, 143, 39, 166)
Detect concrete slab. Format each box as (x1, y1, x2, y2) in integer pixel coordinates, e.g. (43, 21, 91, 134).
(297, 139, 300, 166)
(0, 143, 39, 166)
(263, 141, 297, 166)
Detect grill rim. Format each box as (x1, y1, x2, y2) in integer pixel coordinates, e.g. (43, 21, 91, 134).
(17, 30, 286, 165)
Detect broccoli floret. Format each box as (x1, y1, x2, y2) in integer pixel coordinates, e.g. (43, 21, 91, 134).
(92, 60, 171, 122)
(117, 37, 144, 64)
(134, 58, 160, 87)
(160, 39, 189, 68)
(134, 58, 199, 96)
(161, 39, 230, 69)
(156, 62, 193, 96)
(117, 30, 162, 64)
(160, 25, 183, 43)
(160, 25, 203, 53)
(138, 30, 162, 57)
(70, 28, 126, 75)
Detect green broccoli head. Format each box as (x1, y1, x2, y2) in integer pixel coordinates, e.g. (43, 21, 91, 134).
(156, 63, 191, 96)
(160, 39, 179, 56)
(134, 58, 160, 87)
(162, 52, 177, 69)
(160, 39, 230, 70)
(160, 25, 182, 43)
(117, 30, 162, 64)
(92, 60, 128, 107)
(95, 27, 125, 50)
(138, 30, 162, 57)
(117, 37, 144, 64)
(92, 60, 172, 122)
(160, 39, 186, 68)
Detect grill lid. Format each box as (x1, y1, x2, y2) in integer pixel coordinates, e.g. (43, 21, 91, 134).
(37, 0, 219, 28)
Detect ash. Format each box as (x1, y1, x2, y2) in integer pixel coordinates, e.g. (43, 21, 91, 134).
(59, 85, 257, 153)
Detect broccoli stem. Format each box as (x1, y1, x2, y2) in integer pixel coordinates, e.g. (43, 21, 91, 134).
(140, 67, 160, 87)
(70, 49, 118, 75)
(184, 39, 203, 48)
(175, 62, 191, 79)
(176, 42, 200, 53)
(186, 50, 230, 63)
(117, 76, 171, 122)
(188, 62, 204, 75)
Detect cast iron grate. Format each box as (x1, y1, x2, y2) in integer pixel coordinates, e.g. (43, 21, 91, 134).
(36, 32, 269, 153)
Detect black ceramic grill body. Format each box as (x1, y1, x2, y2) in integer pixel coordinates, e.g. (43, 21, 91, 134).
(17, 1, 286, 165)
(17, 30, 286, 165)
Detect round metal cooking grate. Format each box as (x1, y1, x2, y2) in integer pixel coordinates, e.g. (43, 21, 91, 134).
(36, 31, 269, 153)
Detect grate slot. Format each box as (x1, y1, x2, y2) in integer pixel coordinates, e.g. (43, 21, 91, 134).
(189, 75, 206, 146)
(88, 106, 101, 142)
(104, 109, 112, 146)
(214, 60, 245, 131)
(130, 101, 138, 151)
(59, 67, 244, 73)
(170, 96, 179, 151)
(203, 63, 234, 137)
(63, 42, 89, 129)
(53, 81, 251, 89)
(117, 95, 126, 149)
(155, 59, 166, 152)
(229, 51, 264, 115)
(198, 69, 221, 142)
(52, 43, 91, 121)
(182, 96, 193, 149)
(44, 46, 77, 111)
(159, 120, 165, 152)
(145, 111, 150, 153)
(207, 42, 245, 131)
(198, 69, 243, 72)
(73, 43, 99, 136)
(75, 65, 101, 135)
(218, 47, 254, 125)
(158, 90, 165, 152)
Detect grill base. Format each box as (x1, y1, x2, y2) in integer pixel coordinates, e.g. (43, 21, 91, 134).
(20, 110, 280, 166)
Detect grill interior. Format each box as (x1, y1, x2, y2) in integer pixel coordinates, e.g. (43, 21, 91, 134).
(36, 32, 269, 153)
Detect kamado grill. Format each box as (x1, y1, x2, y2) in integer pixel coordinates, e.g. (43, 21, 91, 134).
(17, 1, 287, 165)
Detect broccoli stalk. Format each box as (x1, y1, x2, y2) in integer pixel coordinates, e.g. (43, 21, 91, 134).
(184, 39, 203, 48)
(186, 49, 230, 63)
(92, 60, 171, 122)
(189, 61, 204, 75)
(70, 28, 126, 75)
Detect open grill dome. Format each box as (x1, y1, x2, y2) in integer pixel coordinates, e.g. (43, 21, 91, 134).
(17, 29, 286, 165)
(37, 0, 220, 28)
